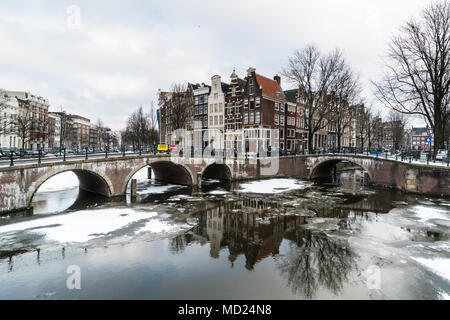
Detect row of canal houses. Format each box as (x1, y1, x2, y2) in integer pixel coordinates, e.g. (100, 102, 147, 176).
(158, 67, 354, 155)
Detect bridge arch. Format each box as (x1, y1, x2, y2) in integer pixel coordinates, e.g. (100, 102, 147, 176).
(201, 163, 232, 181)
(122, 160, 195, 194)
(309, 157, 374, 182)
(27, 168, 114, 207)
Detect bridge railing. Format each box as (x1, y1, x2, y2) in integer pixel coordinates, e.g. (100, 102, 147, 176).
(1, 146, 449, 168)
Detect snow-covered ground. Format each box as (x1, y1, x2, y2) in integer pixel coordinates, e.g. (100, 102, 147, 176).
(236, 178, 309, 194)
(0, 207, 187, 244)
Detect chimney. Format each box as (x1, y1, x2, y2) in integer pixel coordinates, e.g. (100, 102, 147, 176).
(274, 75, 281, 85)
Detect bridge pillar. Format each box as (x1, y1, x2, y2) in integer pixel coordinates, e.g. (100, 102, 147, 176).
(130, 179, 137, 202)
(197, 172, 202, 187)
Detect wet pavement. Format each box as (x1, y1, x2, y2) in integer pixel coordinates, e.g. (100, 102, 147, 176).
(0, 169, 449, 300)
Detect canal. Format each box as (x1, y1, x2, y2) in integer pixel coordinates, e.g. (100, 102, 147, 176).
(0, 167, 449, 299)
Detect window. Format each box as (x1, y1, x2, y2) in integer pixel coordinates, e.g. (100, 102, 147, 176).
(227, 104, 233, 115)
(244, 113, 249, 124)
(280, 115, 285, 126)
(210, 116, 213, 126)
(275, 103, 279, 111)
(276, 92, 281, 99)
(280, 129, 284, 139)
(214, 104, 218, 113)
(195, 96, 199, 104)
(204, 116, 208, 127)
(232, 87, 236, 96)
(244, 99, 248, 108)
(219, 115, 223, 125)
(280, 103, 285, 112)
(219, 103, 223, 112)
(249, 78, 254, 85)
(255, 111, 261, 124)
(249, 86, 254, 95)
(235, 103, 241, 114)
(250, 112, 254, 124)
(249, 98, 255, 110)
(274, 114, 279, 125)
(256, 97, 260, 107)
(297, 118, 300, 127)
(214, 116, 218, 126)
(214, 93, 218, 99)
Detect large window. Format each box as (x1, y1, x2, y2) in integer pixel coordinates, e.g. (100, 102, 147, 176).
(250, 98, 255, 110)
(244, 113, 249, 124)
(255, 111, 261, 124)
(249, 112, 254, 124)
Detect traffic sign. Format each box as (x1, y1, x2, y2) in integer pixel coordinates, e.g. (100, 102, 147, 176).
(170, 145, 177, 151)
(425, 137, 432, 143)
(158, 144, 168, 151)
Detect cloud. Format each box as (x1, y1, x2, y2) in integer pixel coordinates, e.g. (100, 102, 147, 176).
(0, 0, 429, 129)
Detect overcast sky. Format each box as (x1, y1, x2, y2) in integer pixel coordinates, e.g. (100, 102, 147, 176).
(0, 0, 430, 130)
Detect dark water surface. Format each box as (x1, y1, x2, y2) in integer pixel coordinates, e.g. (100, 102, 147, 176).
(0, 169, 449, 300)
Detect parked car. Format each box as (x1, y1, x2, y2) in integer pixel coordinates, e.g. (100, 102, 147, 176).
(436, 149, 448, 161)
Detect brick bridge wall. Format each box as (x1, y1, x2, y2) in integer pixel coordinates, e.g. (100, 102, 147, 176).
(0, 154, 449, 215)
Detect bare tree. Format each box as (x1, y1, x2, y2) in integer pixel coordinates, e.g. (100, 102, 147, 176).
(387, 110, 407, 150)
(96, 118, 108, 149)
(59, 111, 73, 149)
(282, 46, 348, 151)
(355, 104, 372, 150)
(167, 83, 193, 131)
(328, 62, 362, 151)
(15, 106, 33, 151)
(373, 1, 450, 157)
(124, 106, 151, 149)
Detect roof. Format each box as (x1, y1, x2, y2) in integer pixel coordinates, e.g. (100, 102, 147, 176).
(221, 82, 230, 93)
(237, 78, 247, 88)
(411, 127, 429, 135)
(283, 89, 298, 103)
(255, 74, 285, 101)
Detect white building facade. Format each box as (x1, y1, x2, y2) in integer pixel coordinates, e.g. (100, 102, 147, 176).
(207, 75, 226, 153)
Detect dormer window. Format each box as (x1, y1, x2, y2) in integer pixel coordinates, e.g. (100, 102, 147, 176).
(276, 92, 281, 99)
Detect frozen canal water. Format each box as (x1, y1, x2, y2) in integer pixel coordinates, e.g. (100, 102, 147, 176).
(0, 168, 449, 300)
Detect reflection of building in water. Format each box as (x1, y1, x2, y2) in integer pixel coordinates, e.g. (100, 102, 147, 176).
(206, 206, 224, 258)
(194, 199, 305, 270)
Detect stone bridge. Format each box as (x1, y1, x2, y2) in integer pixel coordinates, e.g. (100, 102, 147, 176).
(0, 154, 449, 215)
